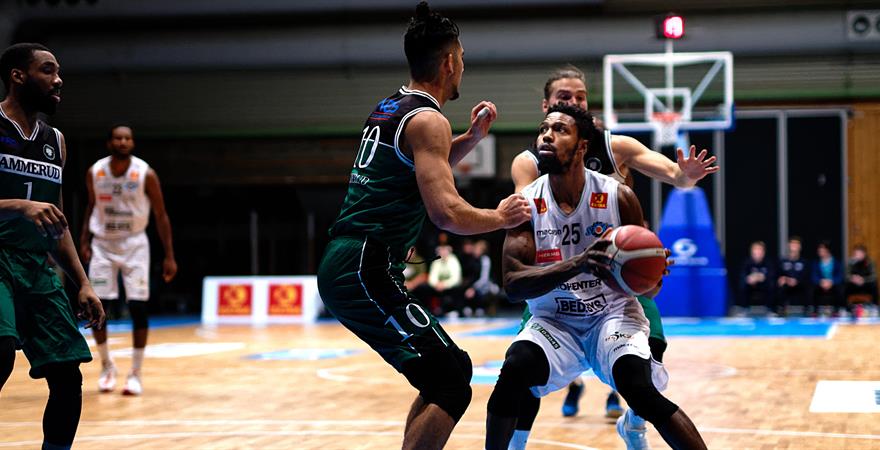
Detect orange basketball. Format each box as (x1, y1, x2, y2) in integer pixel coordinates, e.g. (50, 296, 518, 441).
(602, 225, 667, 296)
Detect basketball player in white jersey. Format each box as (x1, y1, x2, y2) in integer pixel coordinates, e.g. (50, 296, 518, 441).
(485, 104, 707, 450)
(79, 124, 177, 395)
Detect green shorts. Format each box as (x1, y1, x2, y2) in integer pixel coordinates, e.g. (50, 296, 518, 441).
(520, 295, 666, 342)
(0, 247, 92, 378)
(317, 236, 459, 372)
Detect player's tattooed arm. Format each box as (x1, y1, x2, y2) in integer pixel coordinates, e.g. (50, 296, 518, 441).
(611, 135, 718, 188)
(408, 111, 529, 234)
(502, 221, 592, 301)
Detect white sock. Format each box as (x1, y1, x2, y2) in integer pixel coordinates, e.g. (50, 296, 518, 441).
(628, 409, 647, 428)
(131, 348, 145, 375)
(96, 343, 113, 367)
(508, 430, 530, 450)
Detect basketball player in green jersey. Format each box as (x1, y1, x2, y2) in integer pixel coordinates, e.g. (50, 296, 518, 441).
(507, 66, 717, 450)
(317, 3, 530, 449)
(0, 43, 105, 450)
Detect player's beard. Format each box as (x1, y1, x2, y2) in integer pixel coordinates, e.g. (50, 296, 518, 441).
(538, 143, 576, 175)
(21, 78, 57, 115)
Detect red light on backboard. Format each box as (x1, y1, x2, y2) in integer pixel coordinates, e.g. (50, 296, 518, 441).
(663, 15, 685, 39)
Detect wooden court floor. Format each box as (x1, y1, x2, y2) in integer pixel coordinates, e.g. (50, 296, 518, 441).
(1, 319, 879, 449)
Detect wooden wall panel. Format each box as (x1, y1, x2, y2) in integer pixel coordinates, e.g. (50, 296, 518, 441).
(847, 103, 880, 263)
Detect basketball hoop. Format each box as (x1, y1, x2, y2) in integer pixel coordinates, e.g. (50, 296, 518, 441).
(651, 112, 682, 148)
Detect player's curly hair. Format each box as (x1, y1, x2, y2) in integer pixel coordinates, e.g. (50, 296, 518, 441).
(404, 1, 460, 82)
(546, 103, 598, 142)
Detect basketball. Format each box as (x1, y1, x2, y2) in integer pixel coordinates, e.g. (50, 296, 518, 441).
(602, 225, 668, 296)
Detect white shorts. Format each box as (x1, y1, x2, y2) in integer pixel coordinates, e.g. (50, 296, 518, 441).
(88, 232, 150, 301)
(516, 310, 668, 397)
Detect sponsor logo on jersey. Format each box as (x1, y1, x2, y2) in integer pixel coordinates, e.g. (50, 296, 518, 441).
(268, 283, 303, 316)
(536, 228, 562, 239)
(529, 322, 560, 349)
(0, 136, 19, 150)
(585, 156, 602, 172)
(589, 192, 608, 209)
(43, 144, 55, 160)
(218, 284, 253, 316)
(129, 170, 139, 180)
(125, 181, 138, 191)
(98, 194, 113, 202)
(370, 98, 400, 121)
(534, 198, 547, 214)
(96, 169, 106, 179)
(349, 172, 370, 185)
(536, 248, 562, 263)
(604, 331, 634, 342)
(587, 221, 612, 237)
(555, 293, 608, 317)
(557, 278, 603, 291)
(0, 153, 62, 184)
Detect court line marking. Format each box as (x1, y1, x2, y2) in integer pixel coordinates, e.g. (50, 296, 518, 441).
(0, 430, 596, 449)
(1, 419, 879, 442)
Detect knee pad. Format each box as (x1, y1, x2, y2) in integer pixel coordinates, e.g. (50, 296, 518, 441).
(612, 355, 678, 425)
(0, 336, 16, 388)
(45, 363, 83, 399)
(402, 346, 473, 423)
(487, 341, 549, 417)
(128, 301, 149, 330)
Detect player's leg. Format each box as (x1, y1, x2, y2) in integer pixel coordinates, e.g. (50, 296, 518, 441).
(87, 238, 119, 392)
(318, 237, 472, 449)
(41, 362, 83, 450)
(17, 256, 92, 448)
(0, 274, 18, 390)
(505, 307, 545, 449)
(593, 311, 705, 450)
(486, 341, 549, 449)
(121, 233, 151, 395)
(486, 318, 582, 450)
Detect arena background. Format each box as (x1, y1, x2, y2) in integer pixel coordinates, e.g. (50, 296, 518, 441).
(2, 1, 880, 448)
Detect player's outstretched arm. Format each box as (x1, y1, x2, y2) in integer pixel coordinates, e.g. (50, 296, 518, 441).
(502, 222, 590, 302)
(145, 169, 177, 282)
(449, 101, 497, 166)
(409, 111, 530, 234)
(612, 135, 718, 188)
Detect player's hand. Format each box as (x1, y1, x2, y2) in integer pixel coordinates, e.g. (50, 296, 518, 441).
(676, 145, 719, 183)
(77, 284, 105, 330)
(467, 101, 497, 141)
(79, 243, 92, 264)
(496, 193, 530, 229)
(163, 256, 178, 283)
(18, 200, 67, 239)
(583, 239, 613, 279)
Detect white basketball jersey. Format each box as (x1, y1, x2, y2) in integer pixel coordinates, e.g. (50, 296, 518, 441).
(88, 156, 151, 239)
(520, 168, 636, 332)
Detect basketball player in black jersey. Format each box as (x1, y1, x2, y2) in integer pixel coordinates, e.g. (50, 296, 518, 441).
(0, 43, 104, 450)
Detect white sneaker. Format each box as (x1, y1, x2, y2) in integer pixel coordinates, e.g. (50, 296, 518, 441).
(98, 364, 117, 393)
(616, 409, 651, 450)
(122, 373, 142, 396)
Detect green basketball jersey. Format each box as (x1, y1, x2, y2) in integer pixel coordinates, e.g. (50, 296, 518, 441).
(329, 86, 441, 259)
(0, 110, 63, 253)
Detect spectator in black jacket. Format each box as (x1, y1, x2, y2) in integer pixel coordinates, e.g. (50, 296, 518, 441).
(777, 236, 810, 316)
(738, 241, 775, 315)
(844, 245, 878, 310)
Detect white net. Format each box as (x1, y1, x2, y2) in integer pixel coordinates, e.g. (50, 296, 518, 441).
(652, 112, 682, 148)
